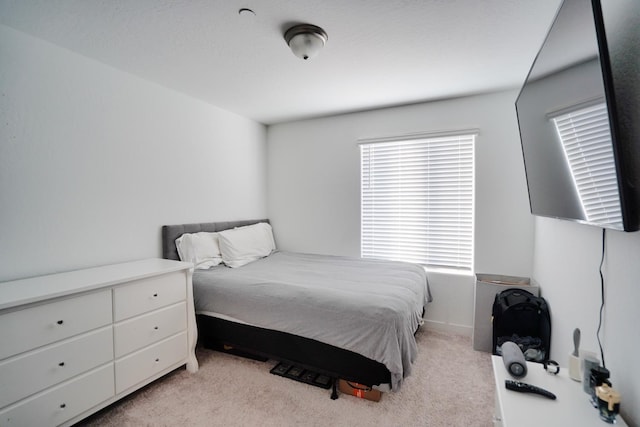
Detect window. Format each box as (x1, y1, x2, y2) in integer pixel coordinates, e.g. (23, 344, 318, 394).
(360, 131, 476, 272)
(551, 102, 622, 228)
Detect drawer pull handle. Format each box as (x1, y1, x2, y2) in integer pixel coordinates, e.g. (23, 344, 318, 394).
(56, 320, 64, 325)
(152, 293, 158, 298)
(60, 403, 66, 409)
(58, 362, 65, 367)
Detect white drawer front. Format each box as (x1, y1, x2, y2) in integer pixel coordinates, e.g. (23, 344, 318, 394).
(0, 363, 114, 427)
(0, 290, 112, 360)
(115, 332, 187, 394)
(114, 302, 187, 357)
(113, 272, 186, 321)
(0, 326, 113, 408)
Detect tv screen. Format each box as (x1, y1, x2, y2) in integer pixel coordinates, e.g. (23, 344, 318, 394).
(515, 0, 640, 231)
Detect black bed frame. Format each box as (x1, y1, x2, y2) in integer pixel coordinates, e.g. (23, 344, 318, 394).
(161, 219, 392, 390)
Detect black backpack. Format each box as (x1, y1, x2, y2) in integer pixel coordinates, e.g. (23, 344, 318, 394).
(492, 288, 551, 363)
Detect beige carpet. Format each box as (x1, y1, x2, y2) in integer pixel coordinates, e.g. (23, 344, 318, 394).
(81, 329, 495, 427)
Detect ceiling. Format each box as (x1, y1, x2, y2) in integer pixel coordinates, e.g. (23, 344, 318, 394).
(0, 0, 562, 125)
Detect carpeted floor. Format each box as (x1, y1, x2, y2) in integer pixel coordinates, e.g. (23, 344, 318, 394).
(80, 329, 495, 427)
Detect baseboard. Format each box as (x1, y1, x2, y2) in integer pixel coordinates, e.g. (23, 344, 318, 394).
(423, 320, 472, 337)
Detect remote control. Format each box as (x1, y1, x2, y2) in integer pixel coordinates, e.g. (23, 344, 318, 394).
(505, 380, 557, 400)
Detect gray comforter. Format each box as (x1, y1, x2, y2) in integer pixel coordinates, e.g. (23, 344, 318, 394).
(193, 251, 431, 390)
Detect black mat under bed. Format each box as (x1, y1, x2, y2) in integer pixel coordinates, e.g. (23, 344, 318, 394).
(270, 362, 333, 389)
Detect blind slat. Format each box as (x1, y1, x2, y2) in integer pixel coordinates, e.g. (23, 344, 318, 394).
(361, 133, 475, 271)
(552, 103, 622, 228)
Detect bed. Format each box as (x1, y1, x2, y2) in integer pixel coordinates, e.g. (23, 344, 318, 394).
(162, 219, 431, 393)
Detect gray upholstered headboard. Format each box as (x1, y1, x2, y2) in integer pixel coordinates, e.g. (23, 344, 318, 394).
(161, 219, 270, 261)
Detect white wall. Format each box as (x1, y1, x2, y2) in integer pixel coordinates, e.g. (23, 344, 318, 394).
(267, 90, 534, 334)
(0, 25, 267, 282)
(533, 217, 640, 424)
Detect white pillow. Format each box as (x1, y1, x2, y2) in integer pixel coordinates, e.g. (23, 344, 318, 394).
(218, 222, 276, 268)
(175, 232, 223, 269)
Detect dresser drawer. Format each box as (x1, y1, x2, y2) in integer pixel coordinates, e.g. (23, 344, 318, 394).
(0, 326, 113, 408)
(0, 290, 112, 360)
(115, 332, 187, 394)
(113, 272, 186, 321)
(114, 302, 187, 357)
(0, 363, 114, 427)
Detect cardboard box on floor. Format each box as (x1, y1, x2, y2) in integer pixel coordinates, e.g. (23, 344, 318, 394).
(338, 379, 382, 402)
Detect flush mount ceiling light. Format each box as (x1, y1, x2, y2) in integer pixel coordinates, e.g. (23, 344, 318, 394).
(284, 24, 328, 60)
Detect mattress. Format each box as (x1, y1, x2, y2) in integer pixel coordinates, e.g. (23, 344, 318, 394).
(192, 250, 431, 390)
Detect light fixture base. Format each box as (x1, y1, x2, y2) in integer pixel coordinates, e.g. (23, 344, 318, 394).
(284, 24, 328, 60)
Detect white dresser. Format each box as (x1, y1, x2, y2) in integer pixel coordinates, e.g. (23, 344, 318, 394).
(0, 259, 198, 427)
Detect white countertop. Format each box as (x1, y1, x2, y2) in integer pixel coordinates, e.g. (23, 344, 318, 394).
(492, 355, 626, 426)
(0, 258, 192, 310)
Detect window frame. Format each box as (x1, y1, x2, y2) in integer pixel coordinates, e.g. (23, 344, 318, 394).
(359, 130, 477, 274)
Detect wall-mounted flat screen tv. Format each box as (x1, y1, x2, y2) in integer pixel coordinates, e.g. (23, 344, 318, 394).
(516, 0, 640, 231)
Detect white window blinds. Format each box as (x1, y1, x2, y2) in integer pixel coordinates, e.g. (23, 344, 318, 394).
(360, 132, 475, 272)
(552, 103, 622, 228)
